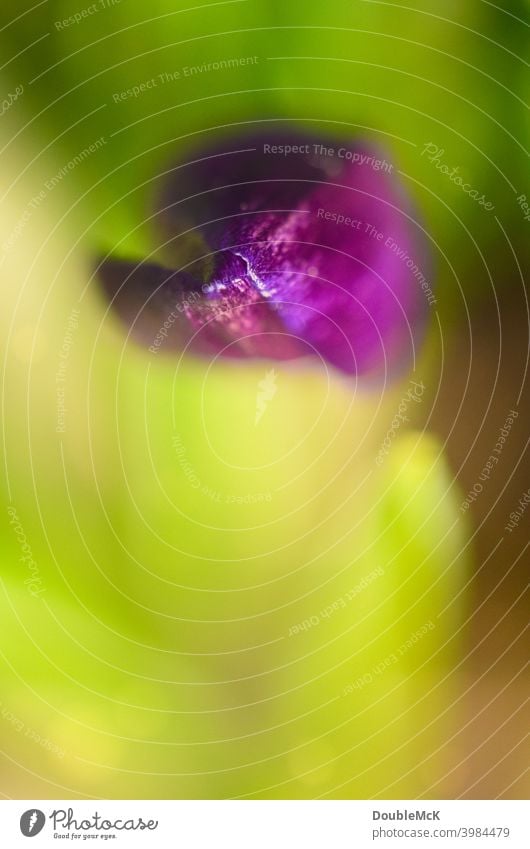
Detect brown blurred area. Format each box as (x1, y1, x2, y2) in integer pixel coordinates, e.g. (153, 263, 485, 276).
(426, 281, 529, 799)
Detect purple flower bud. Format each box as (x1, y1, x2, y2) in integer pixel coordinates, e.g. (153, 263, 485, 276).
(98, 132, 429, 376)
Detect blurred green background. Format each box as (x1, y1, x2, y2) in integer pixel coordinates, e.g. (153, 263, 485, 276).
(0, 0, 528, 799)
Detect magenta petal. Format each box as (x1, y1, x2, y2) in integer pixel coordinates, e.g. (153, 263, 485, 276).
(99, 131, 430, 376)
(98, 252, 310, 361)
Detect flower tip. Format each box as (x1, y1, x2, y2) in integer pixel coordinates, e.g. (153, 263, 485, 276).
(97, 130, 430, 377)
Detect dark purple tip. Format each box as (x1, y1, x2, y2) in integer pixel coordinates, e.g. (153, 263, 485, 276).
(97, 131, 430, 376)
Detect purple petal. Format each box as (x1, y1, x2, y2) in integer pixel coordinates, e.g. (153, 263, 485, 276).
(98, 132, 430, 375)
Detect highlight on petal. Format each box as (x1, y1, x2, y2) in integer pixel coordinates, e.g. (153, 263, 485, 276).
(97, 131, 431, 376)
